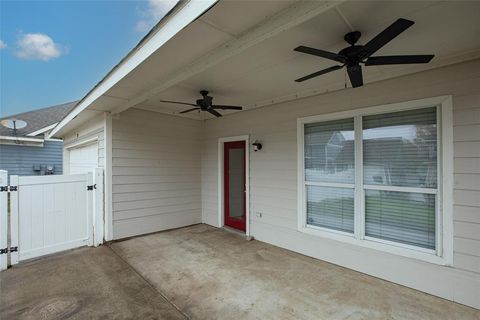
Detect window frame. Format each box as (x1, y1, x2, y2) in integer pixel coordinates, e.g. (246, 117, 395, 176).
(297, 96, 453, 265)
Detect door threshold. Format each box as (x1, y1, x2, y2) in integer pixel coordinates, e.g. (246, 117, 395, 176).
(222, 226, 252, 239)
(222, 226, 244, 235)
(222, 226, 253, 241)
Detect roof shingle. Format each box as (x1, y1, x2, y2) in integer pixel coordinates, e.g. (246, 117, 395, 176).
(0, 101, 77, 137)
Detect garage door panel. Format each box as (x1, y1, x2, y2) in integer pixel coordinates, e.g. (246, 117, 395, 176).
(69, 143, 98, 174)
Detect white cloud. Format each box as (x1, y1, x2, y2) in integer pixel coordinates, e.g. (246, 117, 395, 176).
(15, 33, 64, 61)
(135, 20, 151, 33)
(149, 0, 177, 20)
(0, 40, 6, 49)
(135, 0, 178, 33)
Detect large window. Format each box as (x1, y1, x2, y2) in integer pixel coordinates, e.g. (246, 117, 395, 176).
(298, 97, 453, 263)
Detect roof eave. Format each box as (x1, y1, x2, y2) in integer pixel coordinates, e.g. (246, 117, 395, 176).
(49, 0, 218, 138)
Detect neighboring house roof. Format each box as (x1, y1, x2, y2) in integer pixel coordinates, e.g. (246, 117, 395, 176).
(0, 101, 77, 138)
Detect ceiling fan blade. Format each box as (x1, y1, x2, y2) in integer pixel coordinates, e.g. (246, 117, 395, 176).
(295, 65, 343, 82)
(207, 108, 222, 117)
(360, 18, 414, 58)
(212, 105, 243, 110)
(294, 46, 346, 63)
(179, 108, 200, 114)
(347, 65, 363, 88)
(160, 100, 197, 107)
(365, 54, 434, 66)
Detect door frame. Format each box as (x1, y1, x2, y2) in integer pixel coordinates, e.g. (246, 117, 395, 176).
(218, 135, 250, 236)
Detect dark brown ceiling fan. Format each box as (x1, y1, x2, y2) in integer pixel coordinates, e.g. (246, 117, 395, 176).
(294, 18, 434, 88)
(160, 90, 242, 117)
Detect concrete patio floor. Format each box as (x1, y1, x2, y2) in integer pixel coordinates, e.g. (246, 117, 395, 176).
(1, 224, 479, 319)
(0, 245, 186, 319)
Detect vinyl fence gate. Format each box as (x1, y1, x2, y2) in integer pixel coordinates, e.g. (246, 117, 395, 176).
(0, 168, 104, 270)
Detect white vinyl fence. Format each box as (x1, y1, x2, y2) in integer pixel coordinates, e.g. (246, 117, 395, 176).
(0, 170, 8, 270)
(0, 168, 104, 270)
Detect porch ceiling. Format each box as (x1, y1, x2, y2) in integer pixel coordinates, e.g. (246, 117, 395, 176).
(95, 0, 480, 120)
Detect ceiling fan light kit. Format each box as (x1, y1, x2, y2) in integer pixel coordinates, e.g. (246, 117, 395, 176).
(294, 18, 434, 88)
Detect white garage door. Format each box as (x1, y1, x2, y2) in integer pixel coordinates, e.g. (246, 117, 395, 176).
(69, 142, 98, 174)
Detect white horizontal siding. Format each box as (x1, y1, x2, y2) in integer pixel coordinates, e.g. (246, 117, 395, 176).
(454, 205, 480, 224)
(201, 59, 480, 308)
(112, 108, 202, 239)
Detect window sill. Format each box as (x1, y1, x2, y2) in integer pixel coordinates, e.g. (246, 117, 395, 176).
(300, 224, 450, 266)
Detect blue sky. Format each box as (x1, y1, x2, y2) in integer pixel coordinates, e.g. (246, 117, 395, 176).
(0, 0, 176, 117)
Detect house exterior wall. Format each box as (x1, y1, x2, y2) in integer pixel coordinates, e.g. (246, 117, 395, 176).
(111, 108, 203, 239)
(0, 140, 64, 177)
(201, 59, 480, 308)
(62, 115, 105, 174)
(61, 113, 114, 240)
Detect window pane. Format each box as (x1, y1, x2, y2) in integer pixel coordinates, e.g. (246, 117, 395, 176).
(305, 118, 354, 183)
(307, 186, 354, 233)
(228, 148, 244, 219)
(363, 107, 437, 188)
(365, 190, 436, 249)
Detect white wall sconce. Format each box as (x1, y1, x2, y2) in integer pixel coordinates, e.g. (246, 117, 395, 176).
(252, 140, 262, 152)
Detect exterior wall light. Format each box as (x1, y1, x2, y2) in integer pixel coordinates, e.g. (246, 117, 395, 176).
(252, 140, 262, 152)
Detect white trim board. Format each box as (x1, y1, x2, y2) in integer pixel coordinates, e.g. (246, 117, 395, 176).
(27, 123, 58, 137)
(64, 136, 98, 150)
(104, 112, 113, 241)
(296, 95, 454, 266)
(0, 136, 43, 143)
(217, 135, 250, 237)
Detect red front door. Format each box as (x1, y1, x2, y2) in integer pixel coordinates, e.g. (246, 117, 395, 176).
(224, 141, 246, 232)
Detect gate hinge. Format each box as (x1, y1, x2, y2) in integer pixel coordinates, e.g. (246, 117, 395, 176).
(0, 186, 7, 192)
(87, 184, 96, 191)
(0, 246, 18, 255)
(9, 186, 17, 192)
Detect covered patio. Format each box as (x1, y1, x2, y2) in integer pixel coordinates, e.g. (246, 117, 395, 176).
(2, 224, 479, 319)
(25, 0, 479, 314)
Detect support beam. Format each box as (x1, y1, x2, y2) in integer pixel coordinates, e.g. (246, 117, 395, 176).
(104, 112, 113, 241)
(112, 0, 344, 114)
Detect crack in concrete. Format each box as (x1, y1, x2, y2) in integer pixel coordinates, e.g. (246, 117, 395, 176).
(107, 244, 191, 320)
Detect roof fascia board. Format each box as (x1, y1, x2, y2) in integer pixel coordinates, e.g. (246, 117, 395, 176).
(27, 122, 58, 137)
(49, 0, 218, 138)
(111, 0, 345, 115)
(0, 135, 44, 143)
(0, 136, 45, 147)
(0, 141, 44, 147)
